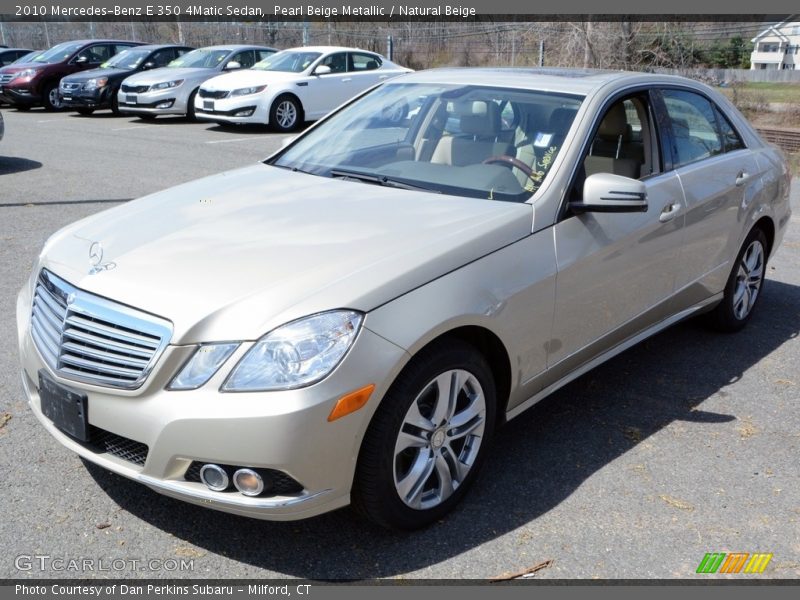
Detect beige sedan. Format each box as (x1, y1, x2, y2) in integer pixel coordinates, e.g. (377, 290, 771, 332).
(17, 68, 792, 529)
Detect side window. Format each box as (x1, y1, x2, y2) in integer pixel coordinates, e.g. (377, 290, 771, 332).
(230, 50, 255, 69)
(256, 49, 275, 61)
(583, 96, 650, 181)
(113, 44, 136, 56)
(90, 45, 114, 63)
(662, 90, 723, 167)
(176, 48, 191, 58)
(350, 52, 381, 71)
(714, 106, 745, 153)
(320, 52, 347, 74)
(0, 53, 14, 67)
(149, 49, 175, 68)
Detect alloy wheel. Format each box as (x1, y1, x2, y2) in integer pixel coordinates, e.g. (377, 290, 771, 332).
(275, 100, 297, 129)
(733, 239, 764, 320)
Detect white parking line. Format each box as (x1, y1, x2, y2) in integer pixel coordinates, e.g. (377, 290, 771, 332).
(112, 125, 158, 131)
(36, 118, 74, 123)
(205, 137, 265, 144)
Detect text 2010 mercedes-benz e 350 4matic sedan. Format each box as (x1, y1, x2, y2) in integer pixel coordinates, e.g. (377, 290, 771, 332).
(18, 68, 791, 529)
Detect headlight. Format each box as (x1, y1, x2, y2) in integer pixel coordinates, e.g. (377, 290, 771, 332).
(83, 77, 108, 90)
(14, 68, 41, 80)
(222, 310, 363, 392)
(150, 79, 184, 91)
(230, 85, 267, 97)
(168, 343, 239, 391)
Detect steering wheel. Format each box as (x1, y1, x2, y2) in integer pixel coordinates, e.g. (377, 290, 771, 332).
(482, 155, 536, 180)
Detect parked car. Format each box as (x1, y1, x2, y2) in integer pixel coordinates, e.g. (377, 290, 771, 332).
(194, 46, 411, 131)
(117, 45, 277, 120)
(10, 50, 42, 65)
(0, 48, 34, 67)
(0, 40, 144, 110)
(59, 45, 194, 115)
(18, 69, 792, 529)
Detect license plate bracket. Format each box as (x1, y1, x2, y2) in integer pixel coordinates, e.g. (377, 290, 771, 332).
(203, 100, 214, 111)
(39, 370, 89, 442)
(125, 94, 137, 104)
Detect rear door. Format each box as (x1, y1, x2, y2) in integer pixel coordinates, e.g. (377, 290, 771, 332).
(659, 88, 761, 295)
(304, 51, 353, 118)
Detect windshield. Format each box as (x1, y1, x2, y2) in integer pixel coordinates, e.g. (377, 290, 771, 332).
(12, 51, 41, 65)
(168, 48, 230, 69)
(253, 51, 322, 73)
(271, 82, 583, 202)
(101, 48, 151, 69)
(32, 42, 84, 64)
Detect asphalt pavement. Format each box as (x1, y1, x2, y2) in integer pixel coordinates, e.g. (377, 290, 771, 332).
(0, 106, 798, 580)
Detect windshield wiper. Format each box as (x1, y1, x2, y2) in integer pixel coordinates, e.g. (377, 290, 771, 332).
(330, 168, 440, 193)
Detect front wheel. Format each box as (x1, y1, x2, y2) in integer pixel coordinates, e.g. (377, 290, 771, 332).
(42, 83, 64, 111)
(269, 95, 302, 132)
(352, 340, 496, 530)
(707, 227, 768, 332)
(186, 89, 198, 121)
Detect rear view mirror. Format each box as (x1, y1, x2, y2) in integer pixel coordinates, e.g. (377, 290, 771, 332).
(570, 173, 648, 214)
(224, 61, 241, 71)
(142, 61, 156, 70)
(314, 65, 331, 75)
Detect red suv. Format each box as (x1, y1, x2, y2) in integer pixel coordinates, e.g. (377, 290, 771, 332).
(0, 39, 144, 110)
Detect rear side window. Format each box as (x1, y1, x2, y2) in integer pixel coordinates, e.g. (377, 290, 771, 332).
(662, 89, 723, 167)
(714, 106, 745, 153)
(350, 53, 381, 71)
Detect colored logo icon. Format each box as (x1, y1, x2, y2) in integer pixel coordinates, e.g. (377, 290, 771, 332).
(696, 553, 773, 574)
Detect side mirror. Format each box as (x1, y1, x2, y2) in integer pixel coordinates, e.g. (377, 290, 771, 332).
(224, 60, 241, 71)
(74, 55, 89, 64)
(142, 61, 156, 70)
(570, 173, 648, 214)
(314, 65, 331, 75)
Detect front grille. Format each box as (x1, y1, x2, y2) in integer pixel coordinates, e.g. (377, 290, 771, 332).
(60, 81, 81, 92)
(86, 426, 149, 466)
(30, 269, 172, 390)
(120, 83, 149, 94)
(0, 74, 14, 84)
(198, 89, 229, 100)
(184, 461, 304, 496)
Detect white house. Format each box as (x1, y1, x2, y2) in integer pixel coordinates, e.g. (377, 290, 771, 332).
(750, 17, 800, 70)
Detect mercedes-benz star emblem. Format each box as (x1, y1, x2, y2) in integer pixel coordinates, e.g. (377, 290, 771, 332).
(88, 241, 116, 275)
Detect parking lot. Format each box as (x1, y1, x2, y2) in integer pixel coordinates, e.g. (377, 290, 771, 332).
(1, 106, 799, 580)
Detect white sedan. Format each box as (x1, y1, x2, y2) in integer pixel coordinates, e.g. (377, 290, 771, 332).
(193, 46, 411, 131)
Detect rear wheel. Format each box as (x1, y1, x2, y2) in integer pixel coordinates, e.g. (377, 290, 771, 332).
(42, 83, 64, 111)
(707, 227, 768, 332)
(269, 95, 301, 132)
(352, 340, 496, 530)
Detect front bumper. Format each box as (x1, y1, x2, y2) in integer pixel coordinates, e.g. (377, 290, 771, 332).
(0, 84, 41, 106)
(60, 87, 111, 110)
(194, 94, 270, 125)
(16, 280, 407, 521)
(117, 87, 189, 116)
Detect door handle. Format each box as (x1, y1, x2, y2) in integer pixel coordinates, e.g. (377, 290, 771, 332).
(659, 203, 680, 223)
(342, 78, 352, 82)
(379, 75, 389, 79)
(735, 171, 750, 187)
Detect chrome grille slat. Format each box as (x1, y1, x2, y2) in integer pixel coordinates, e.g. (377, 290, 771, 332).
(29, 270, 172, 390)
(61, 342, 150, 369)
(0, 74, 13, 84)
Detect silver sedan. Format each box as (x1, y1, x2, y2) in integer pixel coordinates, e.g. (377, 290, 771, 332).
(117, 44, 277, 120)
(18, 69, 792, 530)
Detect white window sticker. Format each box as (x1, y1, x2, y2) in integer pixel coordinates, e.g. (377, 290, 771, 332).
(533, 132, 553, 147)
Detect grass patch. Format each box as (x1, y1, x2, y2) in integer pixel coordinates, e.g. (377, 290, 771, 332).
(718, 82, 800, 104)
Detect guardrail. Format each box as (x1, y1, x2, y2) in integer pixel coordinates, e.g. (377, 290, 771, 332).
(757, 127, 800, 153)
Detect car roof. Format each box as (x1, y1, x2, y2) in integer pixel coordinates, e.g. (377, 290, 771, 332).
(392, 67, 710, 97)
(284, 46, 381, 54)
(55, 40, 145, 45)
(0, 48, 33, 53)
(121, 44, 194, 51)
(194, 44, 277, 52)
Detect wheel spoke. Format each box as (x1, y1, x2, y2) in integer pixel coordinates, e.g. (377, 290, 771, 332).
(395, 428, 429, 453)
(431, 372, 458, 426)
(442, 444, 469, 484)
(433, 452, 455, 501)
(447, 399, 485, 441)
(404, 399, 436, 433)
(395, 448, 435, 508)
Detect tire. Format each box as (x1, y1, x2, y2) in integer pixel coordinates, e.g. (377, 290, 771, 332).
(15, 105, 31, 112)
(110, 93, 120, 116)
(352, 340, 496, 530)
(42, 83, 64, 111)
(138, 114, 157, 121)
(707, 227, 768, 332)
(269, 95, 302, 132)
(76, 108, 94, 116)
(186, 89, 198, 121)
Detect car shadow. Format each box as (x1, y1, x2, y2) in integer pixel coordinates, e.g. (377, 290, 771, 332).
(0, 156, 42, 175)
(84, 279, 800, 579)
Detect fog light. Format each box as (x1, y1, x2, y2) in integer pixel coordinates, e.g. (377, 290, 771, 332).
(233, 468, 264, 496)
(199, 464, 229, 491)
(156, 101, 174, 109)
(234, 108, 255, 117)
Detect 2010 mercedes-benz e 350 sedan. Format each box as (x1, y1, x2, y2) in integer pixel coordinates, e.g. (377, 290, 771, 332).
(18, 69, 792, 529)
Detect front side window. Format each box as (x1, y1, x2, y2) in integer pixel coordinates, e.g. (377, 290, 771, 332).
(168, 49, 230, 69)
(101, 48, 150, 70)
(270, 82, 583, 203)
(662, 89, 723, 168)
(229, 50, 255, 69)
(252, 51, 321, 73)
(320, 52, 348, 74)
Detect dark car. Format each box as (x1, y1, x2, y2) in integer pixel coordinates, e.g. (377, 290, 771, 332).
(10, 50, 43, 65)
(59, 44, 194, 115)
(0, 48, 34, 67)
(0, 40, 145, 110)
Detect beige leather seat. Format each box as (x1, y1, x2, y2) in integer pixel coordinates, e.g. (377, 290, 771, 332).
(431, 102, 512, 167)
(584, 104, 640, 179)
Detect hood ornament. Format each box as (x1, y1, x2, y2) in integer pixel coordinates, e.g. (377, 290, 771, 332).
(88, 241, 116, 275)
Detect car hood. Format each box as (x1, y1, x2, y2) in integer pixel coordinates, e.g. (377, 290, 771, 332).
(0, 62, 51, 74)
(123, 67, 217, 85)
(63, 67, 132, 82)
(41, 164, 533, 344)
(202, 70, 302, 90)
